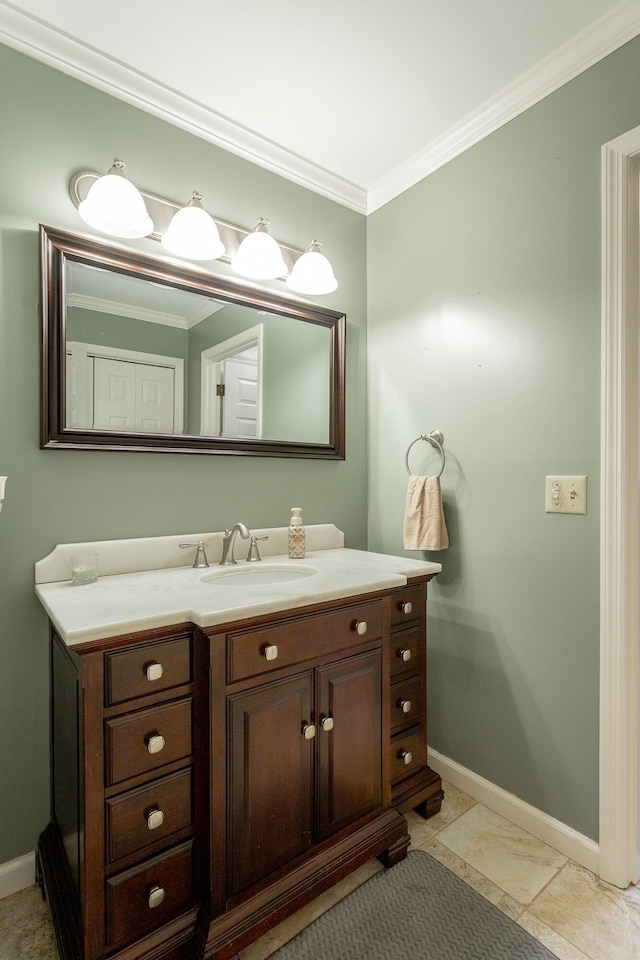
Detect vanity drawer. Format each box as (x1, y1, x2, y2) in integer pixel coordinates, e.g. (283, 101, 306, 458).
(389, 585, 424, 627)
(105, 635, 192, 706)
(389, 728, 427, 784)
(106, 768, 193, 863)
(106, 840, 193, 945)
(390, 676, 422, 733)
(389, 626, 423, 679)
(105, 698, 193, 786)
(228, 601, 382, 683)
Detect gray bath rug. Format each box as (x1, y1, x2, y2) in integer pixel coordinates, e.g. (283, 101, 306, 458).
(271, 850, 558, 960)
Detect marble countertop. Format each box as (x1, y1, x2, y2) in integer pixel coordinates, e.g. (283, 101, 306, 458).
(35, 531, 441, 646)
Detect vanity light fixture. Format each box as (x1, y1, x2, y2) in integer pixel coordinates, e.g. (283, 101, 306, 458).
(77, 159, 153, 239)
(286, 240, 338, 295)
(70, 166, 339, 294)
(162, 191, 225, 261)
(233, 218, 288, 280)
(0, 476, 6, 516)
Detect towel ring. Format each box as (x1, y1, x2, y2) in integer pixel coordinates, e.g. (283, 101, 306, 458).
(405, 430, 445, 478)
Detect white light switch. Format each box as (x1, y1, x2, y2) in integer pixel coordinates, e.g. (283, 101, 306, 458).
(545, 475, 587, 514)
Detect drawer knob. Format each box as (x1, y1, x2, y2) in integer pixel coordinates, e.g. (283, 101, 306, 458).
(148, 885, 165, 909)
(354, 620, 368, 636)
(147, 809, 165, 831)
(398, 648, 412, 662)
(263, 644, 279, 661)
(399, 699, 412, 714)
(146, 734, 165, 755)
(302, 723, 316, 740)
(321, 716, 334, 732)
(146, 662, 164, 682)
(399, 749, 413, 766)
(400, 601, 413, 615)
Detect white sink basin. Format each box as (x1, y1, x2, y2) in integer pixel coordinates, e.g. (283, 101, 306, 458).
(201, 563, 318, 587)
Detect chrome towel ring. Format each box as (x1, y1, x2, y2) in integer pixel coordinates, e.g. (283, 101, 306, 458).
(405, 430, 445, 478)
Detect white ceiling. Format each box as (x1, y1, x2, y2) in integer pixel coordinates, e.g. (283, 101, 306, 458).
(1, 0, 639, 212)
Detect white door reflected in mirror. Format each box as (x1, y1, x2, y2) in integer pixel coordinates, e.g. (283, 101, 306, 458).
(200, 325, 263, 439)
(221, 357, 259, 439)
(66, 343, 184, 433)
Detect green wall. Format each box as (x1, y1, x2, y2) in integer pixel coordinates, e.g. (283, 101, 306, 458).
(0, 44, 367, 863)
(67, 307, 190, 362)
(4, 27, 640, 870)
(261, 316, 330, 443)
(368, 35, 640, 841)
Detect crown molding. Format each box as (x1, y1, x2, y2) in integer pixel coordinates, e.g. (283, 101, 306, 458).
(1, 1, 639, 217)
(67, 287, 226, 328)
(0, 2, 367, 214)
(367, 0, 640, 212)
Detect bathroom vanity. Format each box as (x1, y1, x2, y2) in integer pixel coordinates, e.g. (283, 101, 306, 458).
(35, 526, 442, 960)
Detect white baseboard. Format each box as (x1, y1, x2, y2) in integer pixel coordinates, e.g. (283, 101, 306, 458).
(428, 748, 600, 876)
(0, 851, 36, 900)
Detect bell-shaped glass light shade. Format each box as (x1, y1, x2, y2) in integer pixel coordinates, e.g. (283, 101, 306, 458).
(162, 191, 225, 260)
(233, 218, 288, 280)
(287, 241, 338, 295)
(78, 159, 153, 239)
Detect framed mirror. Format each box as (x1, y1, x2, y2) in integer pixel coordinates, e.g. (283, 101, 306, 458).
(40, 225, 345, 458)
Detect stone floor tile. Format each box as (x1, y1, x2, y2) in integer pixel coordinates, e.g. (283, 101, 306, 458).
(518, 910, 592, 960)
(528, 860, 640, 960)
(0, 885, 58, 960)
(436, 803, 567, 903)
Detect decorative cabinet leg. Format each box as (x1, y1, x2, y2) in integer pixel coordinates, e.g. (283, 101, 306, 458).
(414, 787, 445, 820)
(378, 832, 410, 868)
(35, 851, 45, 900)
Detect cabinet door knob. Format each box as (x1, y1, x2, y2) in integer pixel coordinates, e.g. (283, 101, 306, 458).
(399, 750, 413, 766)
(400, 601, 413, 615)
(145, 662, 163, 681)
(263, 644, 279, 661)
(146, 734, 165, 755)
(148, 885, 165, 909)
(399, 699, 412, 714)
(320, 716, 334, 732)
(146, 809, 165, 831)
(354, 620, 368, 636)
(398, 648, 412, 662)
(302, 723, 316, 740)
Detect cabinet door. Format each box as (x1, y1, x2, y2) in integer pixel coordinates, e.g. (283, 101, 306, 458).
(316, 651, 382, 840)
(228, 673, 313, 894)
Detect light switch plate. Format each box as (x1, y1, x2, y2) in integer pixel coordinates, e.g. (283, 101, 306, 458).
(545, 475, 587, 514)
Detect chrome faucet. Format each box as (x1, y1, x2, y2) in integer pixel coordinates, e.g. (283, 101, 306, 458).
(220, 522, 250, 565)
(179, 539, 210, 568)
(246, 534, 268, 562)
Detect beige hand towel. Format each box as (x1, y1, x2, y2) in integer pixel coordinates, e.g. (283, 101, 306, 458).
(403, 475, 449, 551)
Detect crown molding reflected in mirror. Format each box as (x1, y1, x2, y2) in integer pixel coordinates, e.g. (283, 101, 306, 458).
(40, 225, 345, 459)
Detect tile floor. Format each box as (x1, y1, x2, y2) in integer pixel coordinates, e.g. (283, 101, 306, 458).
(2, 781, 640, 960)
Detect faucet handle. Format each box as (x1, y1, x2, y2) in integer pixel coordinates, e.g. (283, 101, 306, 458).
(246, 535, 268, 563)
(179, 540, 210, 568)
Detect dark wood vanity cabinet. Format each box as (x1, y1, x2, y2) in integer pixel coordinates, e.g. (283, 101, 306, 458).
(227, 649, 382, 895)
(38, 578, 441, 960)
(387, 582, 444, 817)
(40, 625, 201, 960)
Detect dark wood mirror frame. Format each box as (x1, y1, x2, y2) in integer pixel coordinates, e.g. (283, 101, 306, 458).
(40, 225, 345, 458)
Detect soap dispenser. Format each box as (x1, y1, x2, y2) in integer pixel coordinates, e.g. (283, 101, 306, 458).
(288, 507, 306, 559)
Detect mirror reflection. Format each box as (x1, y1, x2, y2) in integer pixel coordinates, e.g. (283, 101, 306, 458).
(66, 262, 331, 443)
(40, 226, 345, 458)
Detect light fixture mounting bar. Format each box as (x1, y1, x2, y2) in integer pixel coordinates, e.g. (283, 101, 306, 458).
(69, 172, 302, 273)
